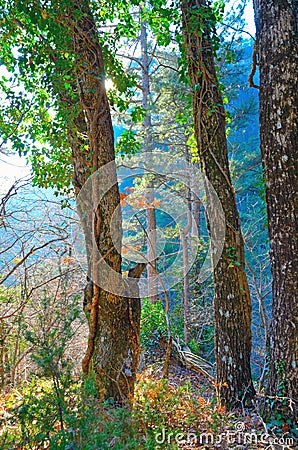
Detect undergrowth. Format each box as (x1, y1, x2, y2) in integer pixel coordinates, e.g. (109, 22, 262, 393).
(0, 370, 226, 450)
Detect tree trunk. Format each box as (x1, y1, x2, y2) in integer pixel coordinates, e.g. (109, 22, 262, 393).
(182, 232, 191, 345)
(181, 0, 255, 408)
(140, 19, 159, 303)
(253, 0, 298, 423)
(182, 146, 193, 345)
(64, 0, 142, 403)
(192, 183, 201, 240)
(0, 321, 6, 390)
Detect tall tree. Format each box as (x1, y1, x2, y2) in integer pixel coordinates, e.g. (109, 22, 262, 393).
(0, 0, 144, 402)
(140, 18, 159, 303)
(253, 0, 298, 422)
(181, 0, 255, 407)
(67, 0, 141, 402)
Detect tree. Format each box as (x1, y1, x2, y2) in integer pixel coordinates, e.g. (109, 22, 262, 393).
(253, 0, 298, 423)
(181, 0, 255, 407)
(140, 17, 159, 303)
(0, 0, 144, 402)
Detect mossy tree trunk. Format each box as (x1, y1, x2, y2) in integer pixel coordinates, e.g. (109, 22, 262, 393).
(64, 0, 142, 403)
(181, 0, 255, 408)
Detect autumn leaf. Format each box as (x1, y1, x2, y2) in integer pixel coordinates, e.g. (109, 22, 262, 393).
(198, 396, 206, 405)
(137, 198, 147, 208)
(12, 258, 22, 264)
(120, 192, 129, 206)
(63, 256, 74, 264)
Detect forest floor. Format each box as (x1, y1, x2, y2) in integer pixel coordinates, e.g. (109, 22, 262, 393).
(0, 358, 296, 449)
(135, 358, 296, 449)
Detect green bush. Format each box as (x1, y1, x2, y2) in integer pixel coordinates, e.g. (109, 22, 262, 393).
(140, 299, 167, 353)
(1, 374, 142, 449)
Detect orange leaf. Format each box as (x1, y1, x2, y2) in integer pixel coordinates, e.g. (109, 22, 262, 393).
(138, 198, 147, 208)
(198, 396, 206, 405)
(63, 256, 74, 264)
(120, 192, 129, 206)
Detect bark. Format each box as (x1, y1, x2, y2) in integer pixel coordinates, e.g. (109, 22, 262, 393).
(63, 0, 143, 402)
(192, 184, 201, 240)
(253, 0, 298, 422)
(0, 321, 6, 390)
(182, 232, 191, 344)
(181, 0, 255, 408)
(182, 146, 193, 345)
(140, 19, 159, 303)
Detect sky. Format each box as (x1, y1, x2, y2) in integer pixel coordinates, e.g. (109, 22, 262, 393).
(243, 0, 255, 35)
(0, 0, 256, 195)
(0, 153, 31, 195)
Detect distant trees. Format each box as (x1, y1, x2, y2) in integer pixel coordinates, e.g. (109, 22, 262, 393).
(0, 181, 85, 390)
(181, 0, 254, 407)
(253, 0, 298, 422)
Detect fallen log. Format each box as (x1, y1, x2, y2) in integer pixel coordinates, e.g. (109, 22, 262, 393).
(172, 337, 215, 382)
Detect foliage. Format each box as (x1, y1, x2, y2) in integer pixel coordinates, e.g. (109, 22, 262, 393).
(0, 0, 142, 193)
(2, 368, 296, 449)
(1, 368, 228, 450)
(133, 369, 226, 449)
(140, 299, 167, 355)
(1, 375, 142, 449)
(116, 129, 140, 157)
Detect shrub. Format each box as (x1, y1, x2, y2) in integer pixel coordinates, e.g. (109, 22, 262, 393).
(140, 299, 167, 355)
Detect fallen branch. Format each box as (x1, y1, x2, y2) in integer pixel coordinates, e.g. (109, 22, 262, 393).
(172, 337, 215, 382)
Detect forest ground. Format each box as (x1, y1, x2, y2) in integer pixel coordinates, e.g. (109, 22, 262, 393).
(0, 353, 296, 449)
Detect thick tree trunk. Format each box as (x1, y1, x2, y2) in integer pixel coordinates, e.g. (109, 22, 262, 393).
(140, 20, 159, 303)
(253, 0, 298, 422)
(64, 0, 142, 402)
(181, 0, 255, 408)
